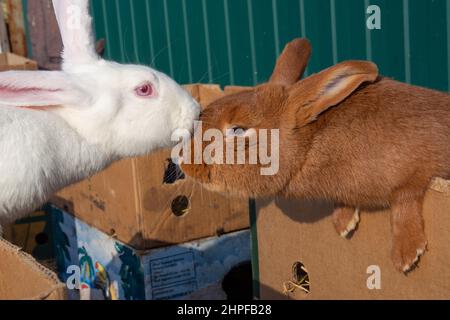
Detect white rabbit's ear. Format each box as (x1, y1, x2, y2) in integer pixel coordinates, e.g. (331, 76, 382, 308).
(0, 71, 86, 108)
(52, 0, 98, 67)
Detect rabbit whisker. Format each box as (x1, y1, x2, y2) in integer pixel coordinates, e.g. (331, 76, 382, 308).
(151, 45, 170, 67)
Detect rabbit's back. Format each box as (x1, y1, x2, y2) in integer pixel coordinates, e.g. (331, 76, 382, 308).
(0, 107, 105, 223)
(295, 78, 450, 207)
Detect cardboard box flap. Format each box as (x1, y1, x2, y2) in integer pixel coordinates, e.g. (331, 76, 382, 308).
(0, 238, 66, 300)
(223, 86, 252, 95)
(183, 84, 226, 108)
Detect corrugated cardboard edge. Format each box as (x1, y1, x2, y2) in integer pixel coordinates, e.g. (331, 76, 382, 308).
(183, 84, 252, 109)
(224, 85, 252, 95)
(0, 238, 67, 300)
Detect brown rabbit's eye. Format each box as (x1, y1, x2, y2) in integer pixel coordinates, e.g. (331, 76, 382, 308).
(135, 82, 155, 97)
(226, 126, 247, 137)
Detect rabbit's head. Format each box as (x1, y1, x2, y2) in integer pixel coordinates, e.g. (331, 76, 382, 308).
(0, 0, 200, 157)
(181, 38, 378, 198)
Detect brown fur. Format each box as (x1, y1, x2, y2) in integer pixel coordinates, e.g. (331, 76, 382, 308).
(181, 38, 450, 272)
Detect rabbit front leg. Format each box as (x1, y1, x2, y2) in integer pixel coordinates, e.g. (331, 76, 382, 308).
(390, 190, 428, 273)
(332, 206, 360, 238)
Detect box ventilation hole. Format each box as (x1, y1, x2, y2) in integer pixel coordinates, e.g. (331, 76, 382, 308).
(163, 159, 185, 184)
(34, 232, 49, 245)
(283, 261, 310, 295)
(222, 261, 253, 300)
(171, 195, 190, 217)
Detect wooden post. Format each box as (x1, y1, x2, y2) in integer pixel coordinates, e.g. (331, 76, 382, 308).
(5, 0, 27, 57)
(0, 2, 10, 53)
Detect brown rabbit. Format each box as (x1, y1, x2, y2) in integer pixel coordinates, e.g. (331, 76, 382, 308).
(181, 38, 450, 273)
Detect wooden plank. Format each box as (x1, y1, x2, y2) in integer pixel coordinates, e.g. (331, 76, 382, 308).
(26, 0, 62, 70)
(0, 3, 10, 53)
(6, 0, 27, 57)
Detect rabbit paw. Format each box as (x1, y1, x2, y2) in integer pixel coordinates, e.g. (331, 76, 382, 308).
(391, 231, 427, 273)
(332, 207, 360, 238)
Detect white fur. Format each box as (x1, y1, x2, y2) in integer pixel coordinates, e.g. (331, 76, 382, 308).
(0, 0, 200, 229)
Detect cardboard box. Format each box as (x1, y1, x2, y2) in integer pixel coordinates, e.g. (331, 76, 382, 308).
(4, 210, 55, 261)
(0, 52, 37, 71)
(253, 178, 450, 300)
(184, 84, 251, 106)
(52, 84, 250, 250)
(49, 205, 252, 300)
(0, 238, 66, 300)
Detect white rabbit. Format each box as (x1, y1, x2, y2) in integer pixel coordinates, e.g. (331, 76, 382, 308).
(0, 0, 200, 233)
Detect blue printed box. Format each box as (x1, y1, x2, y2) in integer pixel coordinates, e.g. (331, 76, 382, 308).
(49, 205, 251, 300)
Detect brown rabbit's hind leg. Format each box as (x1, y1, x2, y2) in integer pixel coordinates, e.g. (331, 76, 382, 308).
(390, 191, 428, 273)
(332, 206, 360, 238)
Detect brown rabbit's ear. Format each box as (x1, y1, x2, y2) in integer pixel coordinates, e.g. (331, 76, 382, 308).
(288, 61, 378, 126)
(269, 38, 312, 86)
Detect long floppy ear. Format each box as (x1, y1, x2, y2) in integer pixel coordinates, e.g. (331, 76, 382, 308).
(0, 71, 86, 108)
(52, 0, 98, 68)
(269, 38, 312, 86)
(288, 61, 379, 126)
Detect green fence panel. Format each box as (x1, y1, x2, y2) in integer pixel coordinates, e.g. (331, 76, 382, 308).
(87, 0, 450, 90)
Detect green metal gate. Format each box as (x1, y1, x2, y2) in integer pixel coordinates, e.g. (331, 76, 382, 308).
(89, 0, 450, 92)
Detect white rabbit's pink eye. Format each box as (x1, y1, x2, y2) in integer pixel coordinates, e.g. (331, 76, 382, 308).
(135, 83, 155, 97)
